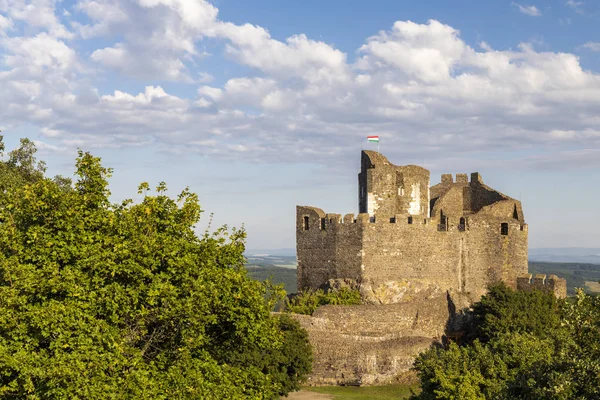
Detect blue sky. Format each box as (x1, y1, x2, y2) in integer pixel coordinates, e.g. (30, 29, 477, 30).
(1, 0, 600, 250)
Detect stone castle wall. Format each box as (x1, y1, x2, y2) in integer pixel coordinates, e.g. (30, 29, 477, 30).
(297, 205, 528, 299)
(296, 207, 363, 291)
(290, 294, 464, 385)
(297, 151, 532, 299)
(517, 273, 567, 299)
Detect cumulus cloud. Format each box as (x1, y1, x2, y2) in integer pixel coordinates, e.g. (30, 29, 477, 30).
(76, 0, 219, 80)
(512, 3, 542, 16)
(357, 20, 466, 83)
(216, 23, 349, 83)
(0, 0, 73, 38)
(2, 0, 600, 170)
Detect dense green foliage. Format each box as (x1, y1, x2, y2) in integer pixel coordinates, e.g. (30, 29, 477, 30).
(0, 138, 312, 399)
(530, 261, 600, 294)
(412, 284, 600, 400)
(226, 314, 313, 396)
(468, 283, 563, 343)
(285, 288, 362, 315)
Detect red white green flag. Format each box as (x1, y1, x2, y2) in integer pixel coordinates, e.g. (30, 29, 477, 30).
(367, 136, 379, 143)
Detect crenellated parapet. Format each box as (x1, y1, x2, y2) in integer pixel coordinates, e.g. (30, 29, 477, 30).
(516, 273, 567, 298)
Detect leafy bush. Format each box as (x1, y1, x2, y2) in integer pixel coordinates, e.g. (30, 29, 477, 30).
(0, 138, 310, 399)
(226, 314, 313, 396)
(412, 284, 600, 400)
(285, 288, 362, 315)
(468, 282, 564, 343)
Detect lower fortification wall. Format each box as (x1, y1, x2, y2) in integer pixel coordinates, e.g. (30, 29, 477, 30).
(291, 293, 469, 385)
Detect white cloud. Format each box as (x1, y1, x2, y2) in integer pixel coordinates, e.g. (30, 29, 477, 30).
(2, 33, 78, 73)
(0, 0, 73, 38)
(512, 3, 542, 16)
(0, 14, 12, 34)
(1, 1, 600, 170)
(357, 20, 466, 83)
(215, 23, 349, 83)
(566, 0, 585, 14)
(198, 86, 223, 100)
(77, 0, 219, 80)
(582, 42, 600, 51)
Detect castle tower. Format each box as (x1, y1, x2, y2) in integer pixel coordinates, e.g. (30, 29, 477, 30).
(358, 151, 430, 218)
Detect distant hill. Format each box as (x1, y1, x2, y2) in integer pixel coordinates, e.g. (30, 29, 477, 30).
(246, 266, 297, 294)
(245, 254, 297, 294)
(245, 248, 296, 257)
(529, 248, 600, 265)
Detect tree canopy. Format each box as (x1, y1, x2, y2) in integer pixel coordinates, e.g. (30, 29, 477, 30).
(412, 284, 600, 400)
(0, 138, 311, 399)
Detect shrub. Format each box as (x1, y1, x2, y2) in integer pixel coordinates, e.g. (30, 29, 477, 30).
(285, 288, 362, 315)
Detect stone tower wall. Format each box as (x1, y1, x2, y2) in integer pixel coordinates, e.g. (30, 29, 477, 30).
(296, 206, 363, 291)
(358, 151, 430, 218)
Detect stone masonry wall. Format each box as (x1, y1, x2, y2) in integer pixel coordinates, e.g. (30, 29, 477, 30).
(297, 204, 528, 296)
(290, 294, 462, 385)
(360, 211, 528, 299)
(296, 206, 363, 291)
(517, 273, 567, 298)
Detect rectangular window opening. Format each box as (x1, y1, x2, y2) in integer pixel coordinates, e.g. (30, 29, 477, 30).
(501, 223, 509, 235)
(320, 218, 326, 230)
(303, 216, 310, 231)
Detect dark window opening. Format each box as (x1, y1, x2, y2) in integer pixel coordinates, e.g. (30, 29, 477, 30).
(303, 216, 309, 231)
(439, 210, 448, 231)
(390, 217, 396, 223)
(459, 217, 466, 232)
(320, 218, 326, 230)
(408, 216, 413, 224)
(370, 216, 376, 223)
(501, 223, 509, 235)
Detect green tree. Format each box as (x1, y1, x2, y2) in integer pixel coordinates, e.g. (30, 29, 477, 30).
(0, 139, 311, 399)
(468, 282, 564, 343)
(413, 285, 600, 400)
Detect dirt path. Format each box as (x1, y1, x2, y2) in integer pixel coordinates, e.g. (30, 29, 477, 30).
(283, 390, 334, 400)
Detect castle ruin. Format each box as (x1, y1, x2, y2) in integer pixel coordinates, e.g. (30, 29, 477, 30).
(293, 151, 566, 385)
(297, 150, 565, 301)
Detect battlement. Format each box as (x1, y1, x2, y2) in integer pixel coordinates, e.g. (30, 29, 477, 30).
(439, 172, 483, 185)
(298, 206, 527, 235)
(516, 274, 567, 298)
